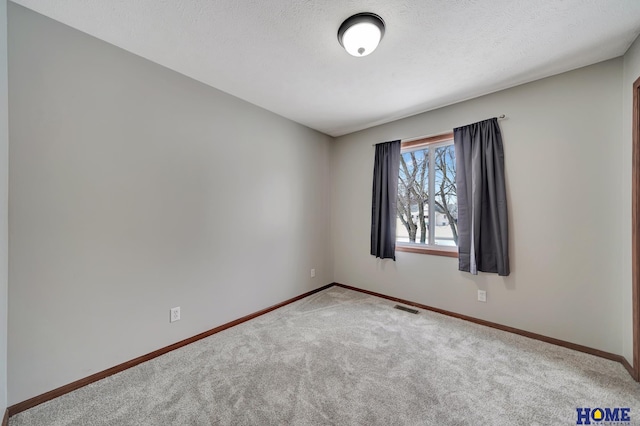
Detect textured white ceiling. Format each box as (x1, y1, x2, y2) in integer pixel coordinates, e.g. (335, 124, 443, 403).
(11, 0, 640, 136)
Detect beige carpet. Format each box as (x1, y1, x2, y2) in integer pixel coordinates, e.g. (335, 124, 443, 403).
(10, 286, 640, 425)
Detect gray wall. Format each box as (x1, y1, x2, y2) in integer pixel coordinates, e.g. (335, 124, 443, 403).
(622, 35, 640, 364)
(331, 59, 626, 356)
(8, 4, 333, 404)
(0, 0, 7, 415)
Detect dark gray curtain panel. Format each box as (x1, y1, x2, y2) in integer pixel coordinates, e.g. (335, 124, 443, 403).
(371, 140, 401, 260)
(454, 118, 510, 276)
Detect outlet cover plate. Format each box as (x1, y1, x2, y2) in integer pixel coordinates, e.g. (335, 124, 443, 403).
(477, 290, 487, 302)
(170, 307, 181, 322)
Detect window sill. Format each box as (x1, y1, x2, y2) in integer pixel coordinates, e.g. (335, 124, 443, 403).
(396, 243, 458, 258)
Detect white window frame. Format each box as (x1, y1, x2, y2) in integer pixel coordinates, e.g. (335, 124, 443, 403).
(396, 133, 458, 258)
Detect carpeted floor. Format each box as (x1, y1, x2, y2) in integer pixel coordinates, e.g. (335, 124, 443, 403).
(10, 286, 640, 425)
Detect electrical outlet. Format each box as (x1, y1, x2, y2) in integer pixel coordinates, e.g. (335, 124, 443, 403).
(170, 307, 181, 322)
(477, 290, 487, 303)
(311, 269, 316, 278)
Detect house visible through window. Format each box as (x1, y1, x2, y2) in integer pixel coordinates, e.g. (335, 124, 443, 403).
(396, 132, 458, 257)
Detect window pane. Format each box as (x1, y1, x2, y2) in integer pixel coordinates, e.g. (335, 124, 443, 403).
(397, 148, 429, 244)
(433, 144, 458, 247)
(396, 140, 458, 248)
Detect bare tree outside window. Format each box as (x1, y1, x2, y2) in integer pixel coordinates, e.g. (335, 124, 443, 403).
(397, 141, 458, 247)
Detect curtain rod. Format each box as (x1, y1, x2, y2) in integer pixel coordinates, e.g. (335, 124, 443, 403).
(372, 115, 506, 147)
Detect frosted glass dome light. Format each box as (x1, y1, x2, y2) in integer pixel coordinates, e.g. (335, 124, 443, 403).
(338, 13, 385, 57)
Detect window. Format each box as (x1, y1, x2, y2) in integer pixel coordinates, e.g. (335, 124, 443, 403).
(396, 133, 458, 257)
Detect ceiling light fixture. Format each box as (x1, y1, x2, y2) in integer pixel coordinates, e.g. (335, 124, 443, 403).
(337, 13, 385, 57)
